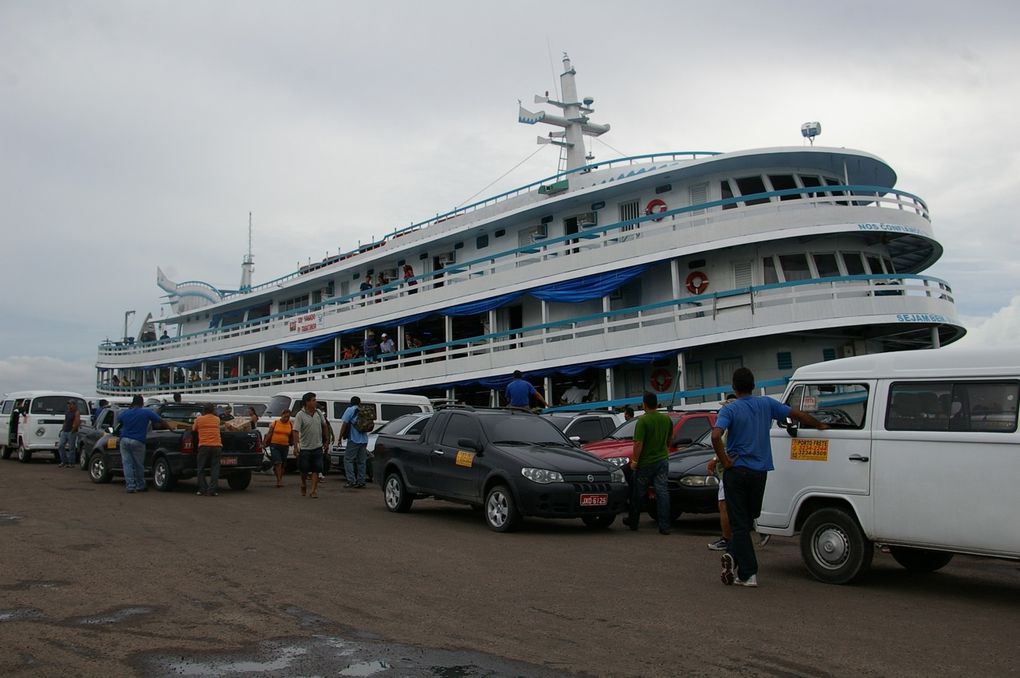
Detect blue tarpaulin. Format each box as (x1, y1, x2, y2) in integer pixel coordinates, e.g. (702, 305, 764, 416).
(531, 264, 649, 303)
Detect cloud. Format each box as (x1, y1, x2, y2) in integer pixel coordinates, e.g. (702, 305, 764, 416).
(0, 356, 96, 396)
(952, 295, 1020, 349)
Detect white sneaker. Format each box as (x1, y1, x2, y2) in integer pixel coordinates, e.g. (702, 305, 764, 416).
(734, 574, 758, 587)
(758, 534, 771, 547)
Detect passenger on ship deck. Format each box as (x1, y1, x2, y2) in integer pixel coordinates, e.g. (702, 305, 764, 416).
(402, 264, 417, 293)
(505, 370, 548, 410)
(559, 382, 591, 405)
(359, 274, 373, 306)
(363, 331, 379, 363)
(379, 333, 395, 355)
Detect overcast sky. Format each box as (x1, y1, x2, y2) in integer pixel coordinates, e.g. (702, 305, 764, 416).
(2, 0, 1018, 396)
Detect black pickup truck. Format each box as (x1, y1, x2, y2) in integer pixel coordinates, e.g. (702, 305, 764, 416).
(373, 407, 629, 532)
(85, 403, 263, 492)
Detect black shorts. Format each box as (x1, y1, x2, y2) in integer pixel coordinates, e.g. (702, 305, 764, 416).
(298, 448, 323, 474)
(270, 444, 290, 464)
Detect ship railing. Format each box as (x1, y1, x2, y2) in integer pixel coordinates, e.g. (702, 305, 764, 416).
(97, 185, 932, 358)
(96, 274, 954, 393)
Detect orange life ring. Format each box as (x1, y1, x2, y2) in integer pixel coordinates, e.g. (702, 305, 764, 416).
(686, 271, 709, 295)
(650, 368, 673, 393)
(644, 198, 668, 221)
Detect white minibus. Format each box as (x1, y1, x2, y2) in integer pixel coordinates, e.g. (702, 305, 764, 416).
(758, 348, 1020, 584)
(0, 391, 91, 463)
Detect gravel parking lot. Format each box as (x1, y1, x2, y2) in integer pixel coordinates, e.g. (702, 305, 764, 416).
(1, 460, 1019, 677)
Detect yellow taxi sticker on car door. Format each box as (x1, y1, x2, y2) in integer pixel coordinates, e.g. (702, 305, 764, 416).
(790, 439, 828, 461)
(455, 450, 475, 467)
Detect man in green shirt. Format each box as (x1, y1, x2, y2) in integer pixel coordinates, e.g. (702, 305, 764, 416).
(623, 391, 674, 535)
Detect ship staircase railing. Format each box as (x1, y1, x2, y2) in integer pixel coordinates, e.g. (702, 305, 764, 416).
(97, 273, 955, 394)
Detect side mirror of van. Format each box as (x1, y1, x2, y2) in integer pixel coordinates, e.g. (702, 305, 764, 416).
(780, 417, 798, 438)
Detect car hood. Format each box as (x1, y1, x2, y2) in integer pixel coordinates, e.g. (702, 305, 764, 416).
(667, 446, 716, 475)
(493, 443, 613, 472)
(580, 438, 631, 458)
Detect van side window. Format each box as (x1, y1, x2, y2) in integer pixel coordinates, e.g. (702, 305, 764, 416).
(786, 383, 868, 429)
(381, 403, 424, 420)
(0, 400, 11, 415)
(886, 382, 1019, 433)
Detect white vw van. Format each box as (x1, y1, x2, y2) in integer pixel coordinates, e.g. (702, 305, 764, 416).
(758, 348, 1020, 584)
(0, 391, 91, 463)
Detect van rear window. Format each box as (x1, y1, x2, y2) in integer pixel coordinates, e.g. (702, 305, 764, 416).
(886, 381, 1019, 433)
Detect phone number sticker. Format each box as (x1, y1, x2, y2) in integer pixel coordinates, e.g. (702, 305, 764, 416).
(455, 450, 475, 468)
(791, 439, 828, 461)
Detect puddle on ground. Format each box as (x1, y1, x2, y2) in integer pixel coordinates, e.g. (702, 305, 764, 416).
(72, 606, 159, 625)
(136, 634, 582, 677)
(0, 580, 67, 591)
(0, 608, 44, 622)
(0, 511, 22, 525)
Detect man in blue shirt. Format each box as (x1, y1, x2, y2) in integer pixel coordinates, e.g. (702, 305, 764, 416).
(340, 396, 370, 488)
(504, 370, 548, 410)
(712, 367, 826, 587)
(115, 395, 172, 493)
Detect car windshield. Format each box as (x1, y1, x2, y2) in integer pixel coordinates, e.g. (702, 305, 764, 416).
(158, 404, 204, 423)
(608, 418, 638, 439)
(482, 415, 572, 446)
(31, 396, 88, 415)
(265, 395, 294, 417)
(378, 414, 422, 434)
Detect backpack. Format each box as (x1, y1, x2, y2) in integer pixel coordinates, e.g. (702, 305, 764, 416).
(354, 404, 375, 433)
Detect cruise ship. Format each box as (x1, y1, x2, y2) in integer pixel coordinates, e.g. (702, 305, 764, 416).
(95, 55, 964, 407)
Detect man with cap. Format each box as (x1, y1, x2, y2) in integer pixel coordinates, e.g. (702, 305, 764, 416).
(379, 332, 395, 356)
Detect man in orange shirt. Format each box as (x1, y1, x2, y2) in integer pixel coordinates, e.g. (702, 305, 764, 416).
(192, 403, 224, 496)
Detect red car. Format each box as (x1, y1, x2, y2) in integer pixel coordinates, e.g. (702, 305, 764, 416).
(582, 409, 719, 468)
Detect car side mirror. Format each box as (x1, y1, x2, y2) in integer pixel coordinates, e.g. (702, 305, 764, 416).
(780, 417, 799, 438)
(457, 438, 481, 453)
(569, 435, 581, 443)
(105, 426, 114, 434)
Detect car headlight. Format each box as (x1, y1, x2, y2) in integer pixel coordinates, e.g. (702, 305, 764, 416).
(521, 467, 564, 484)
(36, 428, 46, 437)
(610, 468, 626, 484)
(679, 475, 719, 487)
(606, 457, 629, 468)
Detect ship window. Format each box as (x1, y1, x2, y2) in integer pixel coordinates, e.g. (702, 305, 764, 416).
(884, 257, 895, 274)
(776, 352, 793, 370)
(495, 229, 506, 238)
(735, 176, 769, 206)
(813, 253, 840, 278)
(769, 175, 800, 200)
(619, 199, 640, 231)
(800, 175, 823, 194)
(454, 241, 464, 250)
(689, 182, 708, 216)
(824, 177, 848, 205)
(476, 234, 489, 249)
(822, 348, 837, 361)
(763, 256, 779, 284)
(720, 180, 736, 210)
(866, 255, 885, 274)
(842, 253, 866, 275)
(779, 254, 811, 282)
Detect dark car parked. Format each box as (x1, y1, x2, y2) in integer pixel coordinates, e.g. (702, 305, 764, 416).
(86, 403, 263, 492)
(373, 407, 629, 532)
(644, 430, 720, 524)
(541, 411, 622, 444)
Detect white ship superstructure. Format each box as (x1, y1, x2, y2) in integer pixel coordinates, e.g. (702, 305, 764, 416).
(96, 56, 964, 406)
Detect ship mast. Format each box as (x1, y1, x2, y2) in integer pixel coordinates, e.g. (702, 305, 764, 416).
(240, 211, 254, 292)
(518, 53, 610, 174)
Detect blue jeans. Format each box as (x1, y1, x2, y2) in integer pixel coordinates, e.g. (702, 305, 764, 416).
(58, 430, 78, 465)
(629, 459, 671, 531)
(723, 466, 768, 580)
(344, 441, 368, 485)
(119, 437, 146, 491)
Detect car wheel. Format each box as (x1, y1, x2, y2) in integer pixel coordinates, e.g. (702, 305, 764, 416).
(152, 457, 176, 492)
(383, 472, 413, 513)
(484, 485, 521, 533)
(0, 445, 10, 460)
(800, 507, 873, 585)
(888, 546, 954, 573)
(89, 453, 111, 484)
(17, 442, 31, 463)
(582, 514, 616, 529)
(227, 470, 252, 491)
